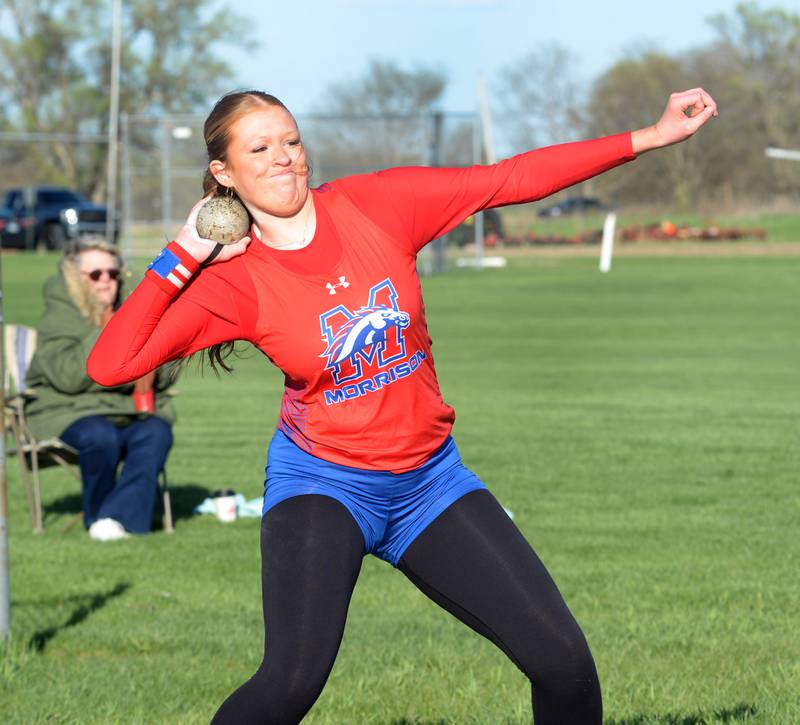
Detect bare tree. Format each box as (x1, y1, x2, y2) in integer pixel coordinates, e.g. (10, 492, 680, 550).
(585, 4, 800, 208)
(700, 3, 800, 203)
(307, 59, 448, 178)
(493, 43, 586, 154)
(585, 50, 700, 208)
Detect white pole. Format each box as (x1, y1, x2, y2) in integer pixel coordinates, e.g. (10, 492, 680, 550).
(105, 0, 122, 242)
(478, 75, 497, 164)
(599, 212, 617, 273)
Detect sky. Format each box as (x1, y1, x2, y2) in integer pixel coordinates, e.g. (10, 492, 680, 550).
(226, 0, 800, 115)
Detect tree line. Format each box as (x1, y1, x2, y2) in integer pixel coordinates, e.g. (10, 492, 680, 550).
(0, 0, 250, 198)
(497, 3, 800, 208)
(1, 2, 797, 209)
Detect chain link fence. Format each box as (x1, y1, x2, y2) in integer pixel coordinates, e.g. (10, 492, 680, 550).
(119, 111, 480, 273)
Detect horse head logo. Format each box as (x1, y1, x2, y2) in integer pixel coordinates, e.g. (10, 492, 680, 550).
(321, 305, 410, 366)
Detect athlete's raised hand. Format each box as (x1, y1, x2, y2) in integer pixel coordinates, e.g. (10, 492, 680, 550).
(175, 196, 251, 265)
(632, 88, 718, 154)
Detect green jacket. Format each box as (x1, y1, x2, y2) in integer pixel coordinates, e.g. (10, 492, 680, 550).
(24, 272, 179, 440)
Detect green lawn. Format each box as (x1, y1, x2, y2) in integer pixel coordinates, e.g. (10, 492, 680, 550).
(1, 251, 798, 723)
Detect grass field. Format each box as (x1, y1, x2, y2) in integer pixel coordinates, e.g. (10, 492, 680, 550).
(1, 250, 798, 723)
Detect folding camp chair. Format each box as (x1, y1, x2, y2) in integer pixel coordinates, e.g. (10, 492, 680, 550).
(3, 323, 174, 534)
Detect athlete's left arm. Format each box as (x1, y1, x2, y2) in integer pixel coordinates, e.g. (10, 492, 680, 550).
(334, 133, 634, 254)
(346, 88, 717, 253)
(390, 132, 637, 251)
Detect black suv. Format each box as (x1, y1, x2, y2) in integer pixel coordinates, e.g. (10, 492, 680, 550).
(0, 186, 116, 250)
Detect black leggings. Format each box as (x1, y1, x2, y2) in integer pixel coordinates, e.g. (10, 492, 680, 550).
(211, 490, 601, 724)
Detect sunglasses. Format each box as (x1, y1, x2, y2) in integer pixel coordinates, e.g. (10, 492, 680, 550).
(84, 268, 121, 282)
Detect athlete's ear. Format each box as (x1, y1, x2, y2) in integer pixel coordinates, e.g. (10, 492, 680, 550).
(209, 160, 232, 188)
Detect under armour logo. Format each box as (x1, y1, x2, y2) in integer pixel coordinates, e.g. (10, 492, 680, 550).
(326, 276, 350, 295)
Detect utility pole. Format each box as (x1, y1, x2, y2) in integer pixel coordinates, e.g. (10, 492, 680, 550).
(105, 0, 122, 242)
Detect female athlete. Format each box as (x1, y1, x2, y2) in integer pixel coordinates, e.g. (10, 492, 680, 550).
(88, 87, 716, 723)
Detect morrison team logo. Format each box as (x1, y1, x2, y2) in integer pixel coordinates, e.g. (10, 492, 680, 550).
(319, 278, 427, 405)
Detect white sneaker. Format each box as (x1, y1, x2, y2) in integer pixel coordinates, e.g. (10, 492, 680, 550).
(88, 518, 130, 541)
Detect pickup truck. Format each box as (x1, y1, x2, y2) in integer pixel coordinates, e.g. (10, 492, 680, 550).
(0, 186, 117, 250)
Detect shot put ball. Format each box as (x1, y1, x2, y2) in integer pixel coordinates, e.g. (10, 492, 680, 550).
(195, 196, 250, 244)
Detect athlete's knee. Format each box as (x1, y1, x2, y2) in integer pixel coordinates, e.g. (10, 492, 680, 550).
(213, 660, 326, 724)
(529, 632, 601, 712)
(549, 638, 598, 698)
(526, 632, 602, 723)
(282, 675, 325, 722)
(515, 620, 598, 689)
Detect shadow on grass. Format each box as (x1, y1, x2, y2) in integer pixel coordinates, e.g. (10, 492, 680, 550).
(43, 491, 82, 516)
(608, 702, 758, 725)
(166, 482, 214, 521)
(43, 483, 213, 526)
(28, 581, 131, 653)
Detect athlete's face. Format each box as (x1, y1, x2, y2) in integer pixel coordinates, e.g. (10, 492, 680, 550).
(210, 106, 309, 218)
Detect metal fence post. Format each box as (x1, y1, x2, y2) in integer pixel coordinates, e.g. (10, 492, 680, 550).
(121, 113, 133, 261)
(160, 117, 172, 244)
(428, 112, 447, 275)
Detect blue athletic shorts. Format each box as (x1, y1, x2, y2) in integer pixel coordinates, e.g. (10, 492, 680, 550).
(262, 430, 487, 566)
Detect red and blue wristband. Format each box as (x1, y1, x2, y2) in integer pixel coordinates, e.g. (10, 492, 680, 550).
(146, 241, 200, 293)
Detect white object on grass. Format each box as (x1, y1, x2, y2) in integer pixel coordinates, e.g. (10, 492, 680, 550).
(194, 494, 263, 518)
(456, 256, 508, 269)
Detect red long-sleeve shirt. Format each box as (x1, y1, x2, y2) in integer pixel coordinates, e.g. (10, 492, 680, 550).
(88, 132, 636, 472)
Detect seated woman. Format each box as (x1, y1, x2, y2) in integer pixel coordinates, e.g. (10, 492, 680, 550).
(24, 237, 178, 540)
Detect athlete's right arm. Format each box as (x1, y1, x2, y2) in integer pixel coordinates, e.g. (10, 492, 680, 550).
(86, 243, 236, 386)
(88, 199, 252, 387)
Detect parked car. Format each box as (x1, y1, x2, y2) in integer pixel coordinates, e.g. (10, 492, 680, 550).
(537, 196, 608, 219)
(0, 186, 118, 250)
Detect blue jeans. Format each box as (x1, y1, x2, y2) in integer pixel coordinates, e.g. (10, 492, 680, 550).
(60, 415, 173, 533)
